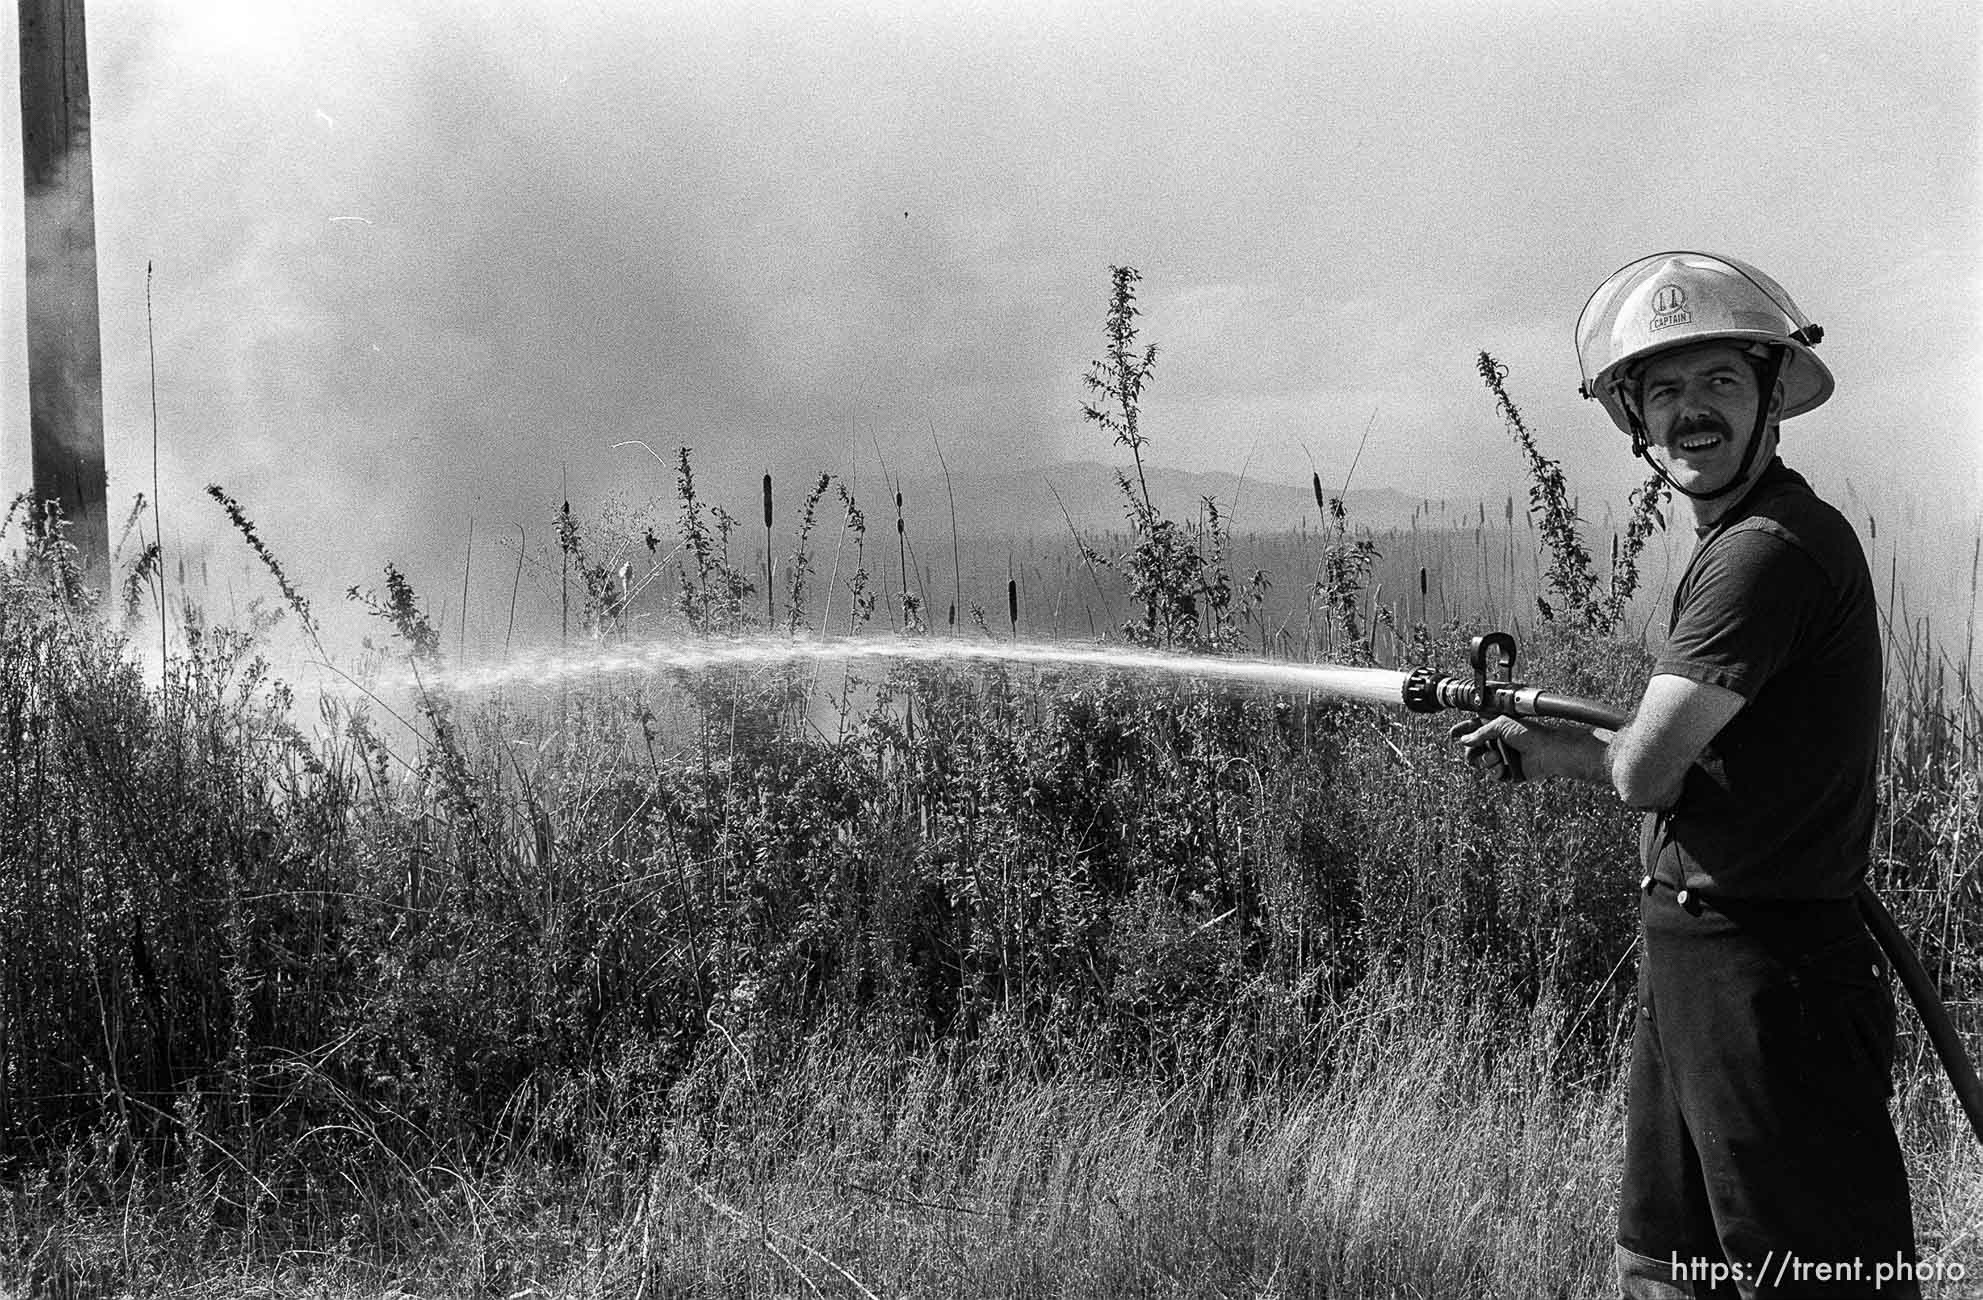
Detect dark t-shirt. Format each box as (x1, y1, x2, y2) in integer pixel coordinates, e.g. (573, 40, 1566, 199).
(1639, 458, 1882, 900)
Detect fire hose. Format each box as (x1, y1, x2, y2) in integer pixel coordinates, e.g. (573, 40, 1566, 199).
(1401, 632, 1983, 1148)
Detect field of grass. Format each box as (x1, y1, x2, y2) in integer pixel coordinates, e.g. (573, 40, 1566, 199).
(4, 467, 1978, 1297)
(2, 278, 1979, 1297)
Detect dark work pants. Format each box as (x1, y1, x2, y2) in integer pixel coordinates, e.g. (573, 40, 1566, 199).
(1616, 885, 1919, 1299)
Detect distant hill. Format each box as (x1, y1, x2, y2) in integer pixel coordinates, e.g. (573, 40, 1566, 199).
(862, 461, 1446, 539)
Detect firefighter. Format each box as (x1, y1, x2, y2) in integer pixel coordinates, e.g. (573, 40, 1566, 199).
(1454, 253, 1918, 1298)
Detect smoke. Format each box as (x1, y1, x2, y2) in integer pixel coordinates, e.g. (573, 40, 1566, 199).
(2, 3, 1090, 649)
(2, 1, 1976, 663)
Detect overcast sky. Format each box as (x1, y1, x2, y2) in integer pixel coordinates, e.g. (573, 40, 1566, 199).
(2, 0, 1977, 645)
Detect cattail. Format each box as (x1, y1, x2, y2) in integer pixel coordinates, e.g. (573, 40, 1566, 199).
(763, 472, 774, 624)
(1008, 577, 1019, 637)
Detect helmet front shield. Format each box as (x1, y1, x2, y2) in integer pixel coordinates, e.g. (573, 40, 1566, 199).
(1574, 250, 1833, 435)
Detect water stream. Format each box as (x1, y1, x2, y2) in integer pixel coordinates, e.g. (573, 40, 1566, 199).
(368, 636, 1415, 709)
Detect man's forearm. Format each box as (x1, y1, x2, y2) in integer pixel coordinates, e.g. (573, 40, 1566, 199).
(1550, 726, 1690, 810)
(1534, 726, 1614, 787)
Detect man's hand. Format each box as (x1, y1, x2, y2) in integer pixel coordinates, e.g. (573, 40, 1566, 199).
(1448, 715, 1609, 784)
(1449, 715, 1545, 782)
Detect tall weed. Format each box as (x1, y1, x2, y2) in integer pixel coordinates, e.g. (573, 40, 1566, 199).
(1079, 266, 1268, 650)
(1476, 352, 1665, 634)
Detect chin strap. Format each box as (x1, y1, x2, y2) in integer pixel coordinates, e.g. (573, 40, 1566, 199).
(1625, 346, 1786, 502)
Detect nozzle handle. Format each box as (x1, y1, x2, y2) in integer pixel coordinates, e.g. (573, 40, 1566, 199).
(1470, 632, 1519, 689)
(1471, 632, 1523, 780)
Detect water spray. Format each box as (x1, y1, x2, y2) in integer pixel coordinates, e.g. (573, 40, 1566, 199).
(359, 625, 1983, 1143)
(374, 634, 1417, 707)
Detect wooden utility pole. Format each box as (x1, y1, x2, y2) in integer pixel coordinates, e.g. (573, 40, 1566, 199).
(17, 0, 108, 581)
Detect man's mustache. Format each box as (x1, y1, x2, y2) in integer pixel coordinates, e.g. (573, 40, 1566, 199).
(1671, 413, 1734, 441)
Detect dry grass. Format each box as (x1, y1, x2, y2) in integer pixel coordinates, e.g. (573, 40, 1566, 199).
(7, 977, 1978, 1299)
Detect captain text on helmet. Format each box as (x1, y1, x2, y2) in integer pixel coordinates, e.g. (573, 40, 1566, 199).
(1453, 253, 1918, 1298)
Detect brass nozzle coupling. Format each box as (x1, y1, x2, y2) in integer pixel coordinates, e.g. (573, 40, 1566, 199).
(1402, 669, 1463, 714)
(1403, 631, 1526, 717)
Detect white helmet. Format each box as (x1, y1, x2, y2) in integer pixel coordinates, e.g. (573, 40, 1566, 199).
(1576, 251, 1833, 437)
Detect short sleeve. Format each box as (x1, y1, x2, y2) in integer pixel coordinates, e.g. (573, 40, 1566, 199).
(1655, 528, 1830, 701)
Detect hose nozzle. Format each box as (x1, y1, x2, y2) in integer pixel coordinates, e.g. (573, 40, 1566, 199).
(1403, 632, 1528, 717)
(1401, 631, 1628, 731)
